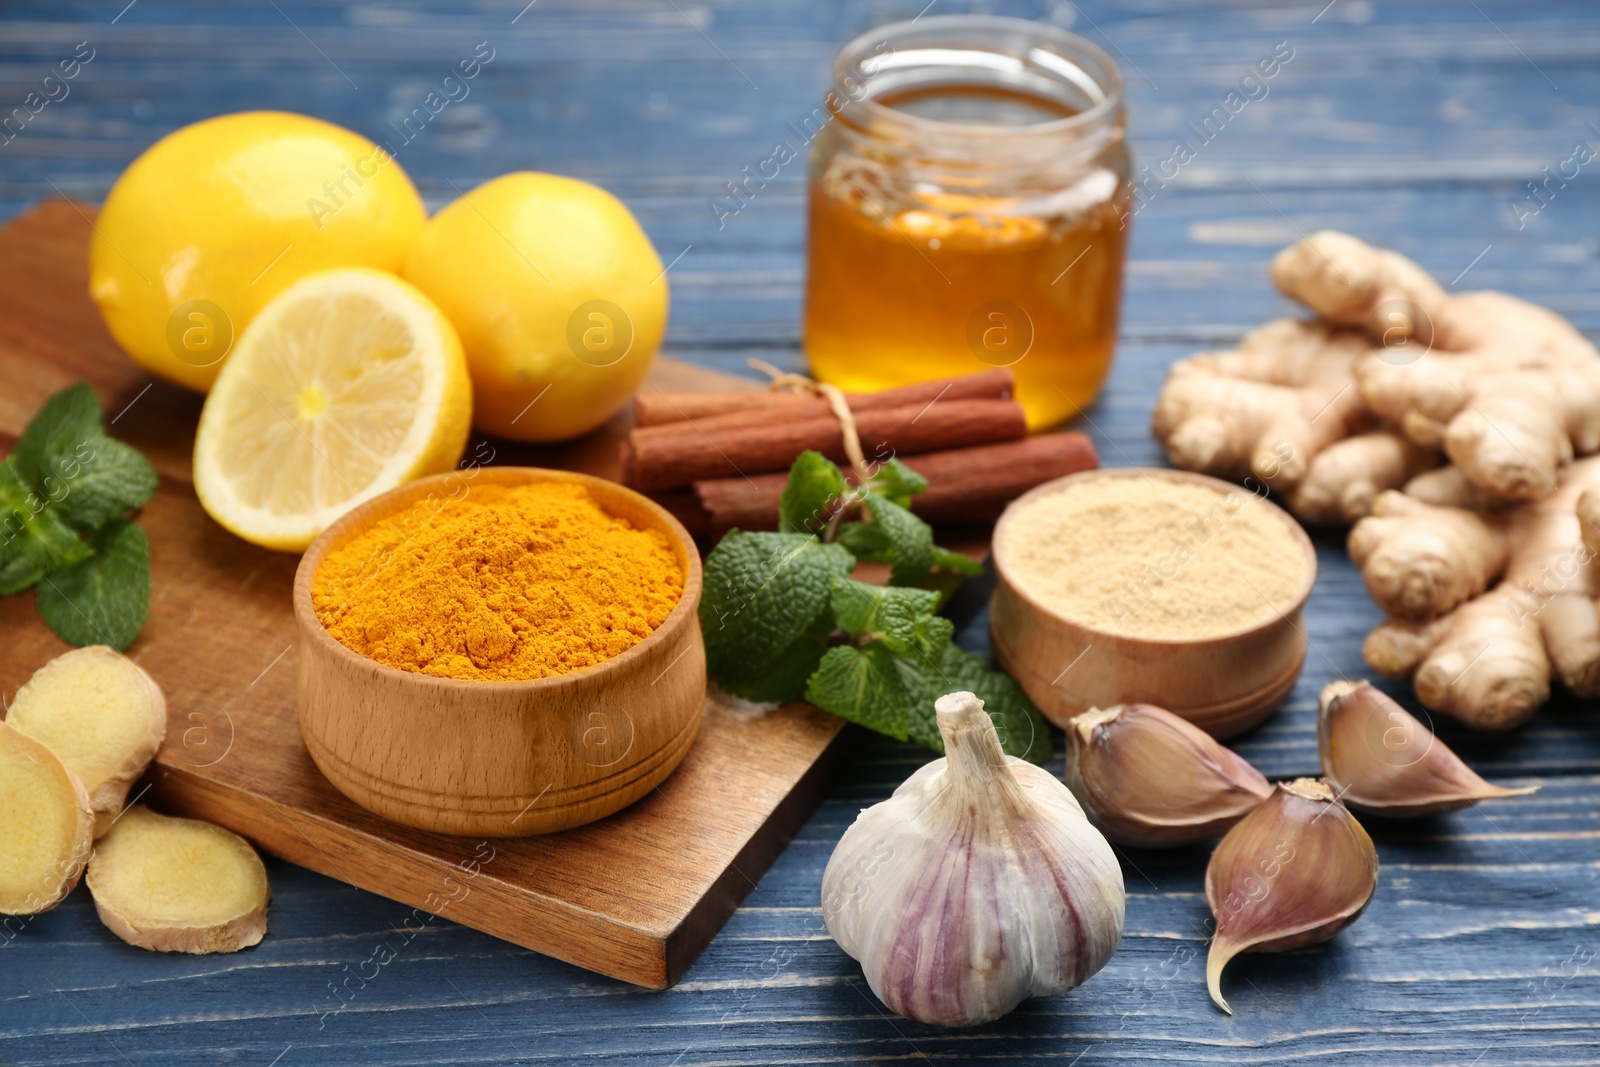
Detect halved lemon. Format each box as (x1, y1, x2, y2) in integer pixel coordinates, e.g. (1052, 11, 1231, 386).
(193, 267, 472, 551)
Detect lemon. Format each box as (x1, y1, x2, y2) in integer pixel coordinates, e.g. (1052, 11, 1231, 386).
(90, 111, 427, 392)
(403, 172, 668, 442)
(193, 267, 471, 552)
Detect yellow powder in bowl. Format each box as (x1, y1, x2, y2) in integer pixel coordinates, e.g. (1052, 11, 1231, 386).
(997, 475, 1310, 640)
(312, 481, 684, 681)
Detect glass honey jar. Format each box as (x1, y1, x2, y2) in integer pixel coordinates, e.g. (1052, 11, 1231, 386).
(804, 16, 1131, 429)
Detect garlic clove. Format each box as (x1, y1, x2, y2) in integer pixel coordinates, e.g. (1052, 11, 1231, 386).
(1319, 680, 1538, 817)
(1204, 777, 1378, 1014)
(1063, 704, 1273, 847)
(822, 691, 1125, 1027)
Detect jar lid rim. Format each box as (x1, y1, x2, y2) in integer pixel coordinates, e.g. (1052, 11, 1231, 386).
(831, 14, 1125, 141)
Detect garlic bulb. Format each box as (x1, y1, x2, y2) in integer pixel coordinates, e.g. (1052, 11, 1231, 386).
(1063, 704, 1272, 847)
(1205, 777, 1378, 1014)
(1319, 680, 1537, 817)
(821, 691, 1125, 1027)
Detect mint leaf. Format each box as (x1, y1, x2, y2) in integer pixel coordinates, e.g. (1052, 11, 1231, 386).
(834, 520, 891, 561)
(805, 643, 914, 740)
(36, 520, 150, 651)
(48, 436, 159, 531)
(939, 645, 1052, 763)
(701, 531, 856, 699)
(11, 384, 102, 492)
(931, 544, 984, 577)
(717, 630, 831, 704)
(829, 578, 939, 653)
(889, 644, 1051, 763)
(0, 458, 92, 595)
(11, 384, 157, 530)
(779, 451, 851, 535)
(861, 492, 935, 586)
(866, 458, 927, 506)
(910, 613, 955, 659)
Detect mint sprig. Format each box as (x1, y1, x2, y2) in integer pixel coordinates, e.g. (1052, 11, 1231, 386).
(699, 451, 1049, 763)
(2, 384, 157, 650)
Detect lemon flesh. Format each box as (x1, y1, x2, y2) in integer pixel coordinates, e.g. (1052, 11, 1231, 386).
(193, 267, 471, 551)
(404, 171, 668, 443)
(90, 111, 427, 392)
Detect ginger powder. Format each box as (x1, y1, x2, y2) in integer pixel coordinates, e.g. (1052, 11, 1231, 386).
(312, 481, 684, 681)
(997, 475, 1309, 639)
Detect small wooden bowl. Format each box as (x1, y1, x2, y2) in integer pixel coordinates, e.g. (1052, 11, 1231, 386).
(292, 467, 705, 837)
(989, 468, 1316, 739)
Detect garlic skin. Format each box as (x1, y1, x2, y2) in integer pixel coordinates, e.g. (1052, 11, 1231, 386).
(1063, 704, 1272, 847)
(822, 691, 1125, 1027)
(1205, 777, 1378, 1014)
(1319, 680, 1538, 817)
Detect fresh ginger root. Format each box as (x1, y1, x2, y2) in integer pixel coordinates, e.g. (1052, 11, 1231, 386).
(1290, 431, 1437, 525)
(1159, 229, 1600, 519)
(7, 646, 167, 837)
(1349, 491, 1509, 619)
(1282, 230, 1600, 502)
(1153, 231, 1455, 519)
(86, 806, 270, 954)
(0, 722, 93, 915)
(1358, 456, 1600, 730)
(1150, 318, 1371, 492)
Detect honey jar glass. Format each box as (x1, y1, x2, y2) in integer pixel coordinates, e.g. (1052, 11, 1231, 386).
(804, 15, 1132, 429)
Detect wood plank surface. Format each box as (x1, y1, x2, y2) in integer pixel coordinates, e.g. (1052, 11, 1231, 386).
(0, 200, 849, 991)
(3, 0, 1600, 1064)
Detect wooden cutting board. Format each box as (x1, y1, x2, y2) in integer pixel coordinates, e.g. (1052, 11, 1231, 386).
(0, 200, 848, 989)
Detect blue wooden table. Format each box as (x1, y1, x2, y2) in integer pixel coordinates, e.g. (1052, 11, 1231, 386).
(4, 2, 1600, 1063)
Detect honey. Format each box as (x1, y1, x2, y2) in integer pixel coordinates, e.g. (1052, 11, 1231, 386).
(804, 18, 1131, 429)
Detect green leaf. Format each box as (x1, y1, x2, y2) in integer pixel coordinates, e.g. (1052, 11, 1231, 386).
(0, 458, 92, 595)
(10, 384, 102, 493)
(888, 643, 1051, 763)
(829, 578, 939, 653)
(866, 458, 928, 506)
(861, 492, 935, 586)
(779, 451, 851, 535)
(941, 645, 1053, 763)
(11, 383, 158, 530)
(700, 531, 856, 701)
(931, 544, 984, 577)
(804, 644, 914, 740)
(36, 520, 150, 651)
(834, 520, 891, 561)
(910, 614, 955, 659)
(49, 437, 159, 531)
(716, 630, 832, 704)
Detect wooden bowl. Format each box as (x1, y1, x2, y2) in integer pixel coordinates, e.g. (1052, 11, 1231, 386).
(989, 468, 1316, 739)
(292, 467, 705, 837)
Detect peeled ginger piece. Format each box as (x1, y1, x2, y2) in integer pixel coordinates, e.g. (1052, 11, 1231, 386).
(0, 722, 93, 915)
(87, 806, 269, 953)
(8, 646, 166, 837)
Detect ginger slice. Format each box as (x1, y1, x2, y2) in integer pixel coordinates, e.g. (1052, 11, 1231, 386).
(87, 806, 269, 954)
(7, 646, 167, 837)
(0, 722, 93, 915)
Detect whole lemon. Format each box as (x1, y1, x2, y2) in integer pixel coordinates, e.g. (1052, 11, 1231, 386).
(403, 172, 668, 442)
(89, 111, 427, 392)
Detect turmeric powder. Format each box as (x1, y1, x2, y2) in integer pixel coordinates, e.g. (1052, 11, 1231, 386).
(312, 481, 683, 681)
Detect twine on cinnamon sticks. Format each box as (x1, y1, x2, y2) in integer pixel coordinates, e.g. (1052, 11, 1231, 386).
(746, 358, 874, 486)
(620, 370, 1028, 492)
(623, 367, 1102, 538)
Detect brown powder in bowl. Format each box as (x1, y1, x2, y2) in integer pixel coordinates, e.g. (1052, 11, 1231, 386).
(996, 475, 1310, 639)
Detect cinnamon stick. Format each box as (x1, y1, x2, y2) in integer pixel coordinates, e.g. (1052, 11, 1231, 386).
(688, 433, 1100, 536)
(633, 369, 1015, 428)
(623, 398, 1027, 492)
